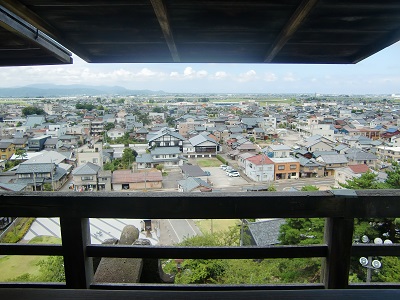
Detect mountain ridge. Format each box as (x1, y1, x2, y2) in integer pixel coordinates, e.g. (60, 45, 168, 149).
(0, 84, 165, 97)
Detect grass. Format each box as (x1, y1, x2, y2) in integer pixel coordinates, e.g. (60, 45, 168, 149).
(195, 158, 222, 167)
(0, 236, 61, 282)
(196, 219, 240, 234)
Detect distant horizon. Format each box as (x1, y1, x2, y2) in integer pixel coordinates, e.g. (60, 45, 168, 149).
(1, 41, 400, 94)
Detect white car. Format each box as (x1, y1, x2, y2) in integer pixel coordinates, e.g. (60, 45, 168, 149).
(220, 164, 228, 170)
(228, 172, 240, 177)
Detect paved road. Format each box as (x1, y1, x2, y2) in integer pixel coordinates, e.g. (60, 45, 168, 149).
(159, 219, 202, 245)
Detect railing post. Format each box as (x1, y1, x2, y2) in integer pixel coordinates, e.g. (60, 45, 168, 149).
(322, 190, 356, 289)
(60, 217, 93, 288)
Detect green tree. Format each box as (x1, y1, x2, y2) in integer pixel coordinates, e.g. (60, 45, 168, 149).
(104, 122, 116, 131)
(121, 148, 137, 169)
(36, 256, 65, 282)
(339, 171, 387, 189)
(22, 106, 45, 116)
(385, 161, 400, 188)
(15, 148, 27, 160)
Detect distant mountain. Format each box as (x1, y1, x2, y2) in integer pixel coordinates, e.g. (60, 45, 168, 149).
(0, 84, 165, 97)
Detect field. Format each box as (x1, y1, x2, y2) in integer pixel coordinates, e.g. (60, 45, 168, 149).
(196, 219, 240, 234)
(0, 236, 61, 281)
(194, 158, 221, 167)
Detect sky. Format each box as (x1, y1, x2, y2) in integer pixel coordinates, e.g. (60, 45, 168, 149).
(0, 42, 400, 94)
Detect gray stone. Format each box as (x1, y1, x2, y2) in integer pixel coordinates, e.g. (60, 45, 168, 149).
(119, 225, 139, 245)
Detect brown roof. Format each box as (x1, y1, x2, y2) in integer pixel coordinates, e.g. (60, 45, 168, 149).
(348, 164, 370, 174)
(247, 154, 274, 165)
(112, 170, 162, 184)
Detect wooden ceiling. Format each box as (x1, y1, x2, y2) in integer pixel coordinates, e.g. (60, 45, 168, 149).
(1, 0, 400, 66)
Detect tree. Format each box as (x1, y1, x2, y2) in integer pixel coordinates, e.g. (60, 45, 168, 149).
(339, 171, 388, 190)
(22, 106, 45, 116)
(104, 122, 115, 131)
(385, 161, 400, 188)
(15, 148, 27, 160)
(121, 148, 137, 169)
(36, 256, 65, 282)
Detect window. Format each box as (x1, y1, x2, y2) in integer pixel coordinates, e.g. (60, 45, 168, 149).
(278, 165, 285, 170)
(81, 176, 93, 181)
(291, 172, 297, 176)
(290, 165, 297, 170)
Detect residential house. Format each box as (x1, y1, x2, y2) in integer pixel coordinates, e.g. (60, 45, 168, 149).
(298, 157, 325, 178)
(237, 152, 257, 170)
(77, 143, 103, 167)
(97, 170, 112, 191)
(25, 115, 46, 128)
(304, 139, 333, 153)
(15, 162, 68, 191)
(136, 147, 183, 169)
(345, 149, 378, 168)
(112, 170, 163, 191)
(183, 134, 220, 157)
(179, 164, 209, 179)
(316, 155, 348, 176)
(264, 145, 292, 158)
(147, 128, 185, 150)
(270, 157, 300, 180)
(334, 164, 371, 188)
(244, 154, 275, 182)
(125, 115, 136, 131)
(177, 177, 212, 192)
(72, 162, 101, 192)
(107, 128, 125, 140)
(0, 142, 15, 160)
(27, 135, 51, 151)
(44, 138, 61, 150)
(376, 146, 400, 162)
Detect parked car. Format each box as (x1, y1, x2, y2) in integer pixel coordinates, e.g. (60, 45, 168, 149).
(226, 169, 237, 175)
(228, 172, 240, 177)
(204, 171, 211, 176)
(220, 164, 228, 170)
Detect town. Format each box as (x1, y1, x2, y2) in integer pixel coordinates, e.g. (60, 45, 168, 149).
(0, 93, 398, 195)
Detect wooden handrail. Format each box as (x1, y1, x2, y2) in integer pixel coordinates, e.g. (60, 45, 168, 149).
(0, 190, 400, 290)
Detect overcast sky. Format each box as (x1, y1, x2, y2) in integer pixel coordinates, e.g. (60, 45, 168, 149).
(1, 42, 399, 94)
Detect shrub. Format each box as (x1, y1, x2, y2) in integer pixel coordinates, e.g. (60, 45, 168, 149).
(1, 218, 35, 243)
(216, 155, 228, 165)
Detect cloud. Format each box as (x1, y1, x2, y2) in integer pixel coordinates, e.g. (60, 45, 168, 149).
(283, 72, 297, 82)
(264, 72, 277, 82)
(214, 71, 228, 79)
(237, 70, 257, 82)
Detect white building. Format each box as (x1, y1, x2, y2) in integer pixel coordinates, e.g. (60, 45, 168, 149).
(244, 154, 275, 182)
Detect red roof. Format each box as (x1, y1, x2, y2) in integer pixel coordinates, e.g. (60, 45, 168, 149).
(246, 154, 274, 165)
(348, 164, 369, 174)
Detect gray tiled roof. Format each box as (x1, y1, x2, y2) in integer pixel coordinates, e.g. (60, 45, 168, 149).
(72, 162, 100, 175)
(319, 154, 348, 164)
(151, 147, 181, 155)
(177, 177, 211, 192)
(16, 163, 54, 174)
(246, 219, 286, 246)
(189, 134, 218, 147)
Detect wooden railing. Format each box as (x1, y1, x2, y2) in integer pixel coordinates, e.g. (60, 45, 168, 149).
(0, 189, 400, 291)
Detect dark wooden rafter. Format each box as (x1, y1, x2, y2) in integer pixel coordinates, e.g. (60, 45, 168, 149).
(264, 0, 319, 63)
(0, 5, 72, 64)
(0, 0, 91, 62)
(150, 0, 180, 62)
(351, 27, 400, 64)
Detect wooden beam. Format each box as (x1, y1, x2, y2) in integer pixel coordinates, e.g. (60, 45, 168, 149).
(60, 217, 93, 289)
(264, 0, 319, 62)
(0, 0, 92, 62)
(88, 244, 327, 259)
(150, 0, 180, 62)
(351, 27, 400, 64)
(0, 6, 72, 64)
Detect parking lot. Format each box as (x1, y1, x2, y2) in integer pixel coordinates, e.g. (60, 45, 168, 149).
(201, 166, 248, 188)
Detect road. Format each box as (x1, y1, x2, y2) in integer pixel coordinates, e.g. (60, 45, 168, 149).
(159, 219, 202, 245)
